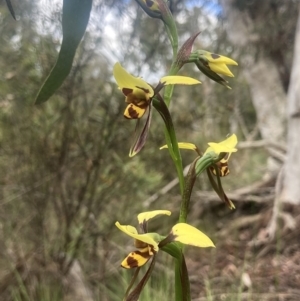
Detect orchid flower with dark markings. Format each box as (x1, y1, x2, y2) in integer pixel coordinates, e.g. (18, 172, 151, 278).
(113, 62, 201, 156)
(176, 32, 238, 89)
(161, 134, 238, 209)
(116, 210, 214, 301)
(196, 50, 238, 78)
(115, 210, 214, 269)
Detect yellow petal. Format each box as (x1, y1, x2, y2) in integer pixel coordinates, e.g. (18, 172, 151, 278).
(113, 62, 154, 97)
(137, 210, 171, 224)
(115, 222, 159, 252)
(121, 247, 152, 269)
(178, 142, 197, 151)
(170, 223, 215, 248)
(124, 104, 147, 119)
(208, 62, 234, 77)
(160, 75, 201, 86)
(205, 52, 238, 66)
(207, 134, 238, 154)
(160, 142, 197, 151)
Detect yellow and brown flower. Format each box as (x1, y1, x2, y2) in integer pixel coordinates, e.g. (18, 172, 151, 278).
(115, 210, 214, 269)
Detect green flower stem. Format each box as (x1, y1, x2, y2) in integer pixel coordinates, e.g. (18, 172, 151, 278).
(161, 243, 191, 301)
(159, 8, 194, 301)
(158, 0, 178, 60)
(164, 22, 178, 61)
(152, 97, 185, 196)
(158, 1, 186, 200)
(163, 63, 180, 107)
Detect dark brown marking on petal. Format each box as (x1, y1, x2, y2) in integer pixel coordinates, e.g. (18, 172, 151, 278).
(222, 166, 229, 176)
(126, 105, 139, 119)
(122, 88, 133, 96)
(211, 161, 230, 177)
(135, 86, 150, 94)
(211, 53, 220, 59)
(145, 0, 154, 8)
(126, 254, 139, 268)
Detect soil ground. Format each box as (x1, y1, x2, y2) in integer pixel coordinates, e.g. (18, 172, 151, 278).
(187, 203, 300, 301)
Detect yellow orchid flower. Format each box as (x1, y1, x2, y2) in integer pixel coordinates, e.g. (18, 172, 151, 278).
(115, 210, 214, 269)
(201, 51, 238, 77)
(113, 62, 201, 119)
(161, 134, 237, 159)
(195, 50, 238, 88)
(160, 135, 237, 209)
(180, 134, 237, 156)
(204, 133, 238, 156)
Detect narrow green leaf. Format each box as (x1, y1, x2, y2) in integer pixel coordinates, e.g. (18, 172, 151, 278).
(35, 0, 92, 104)
(5, 0, 16, 20)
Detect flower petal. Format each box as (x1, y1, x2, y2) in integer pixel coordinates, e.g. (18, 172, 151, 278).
(124, 256, 157, 301)
(129, 105, 152, 157)
(115, 222, 159, 252)
(124, 104, 147, 119)
(205, 53, 238, 66)
(160, 142, 197, 151)
(159, 75, 201, 86)
(207, 168, 235, 209)
(121, 247, 152, 269)
(138, 210, 171, 225)
(113, 62, 154, 97)
(207, 134, 238, 154)
(169, 223, 215, 248)
(208, 62, 235, 77)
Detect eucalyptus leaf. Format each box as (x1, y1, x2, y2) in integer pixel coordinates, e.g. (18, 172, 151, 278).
(5, 0, 16, 20)
(35, 0, 92, 104)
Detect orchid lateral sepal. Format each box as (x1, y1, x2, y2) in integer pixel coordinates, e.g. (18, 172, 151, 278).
(124, 256, 157, 301)
(128, 106, 152, 157)
(123, 267, 140, 301)
(207, 167, 235, 210)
